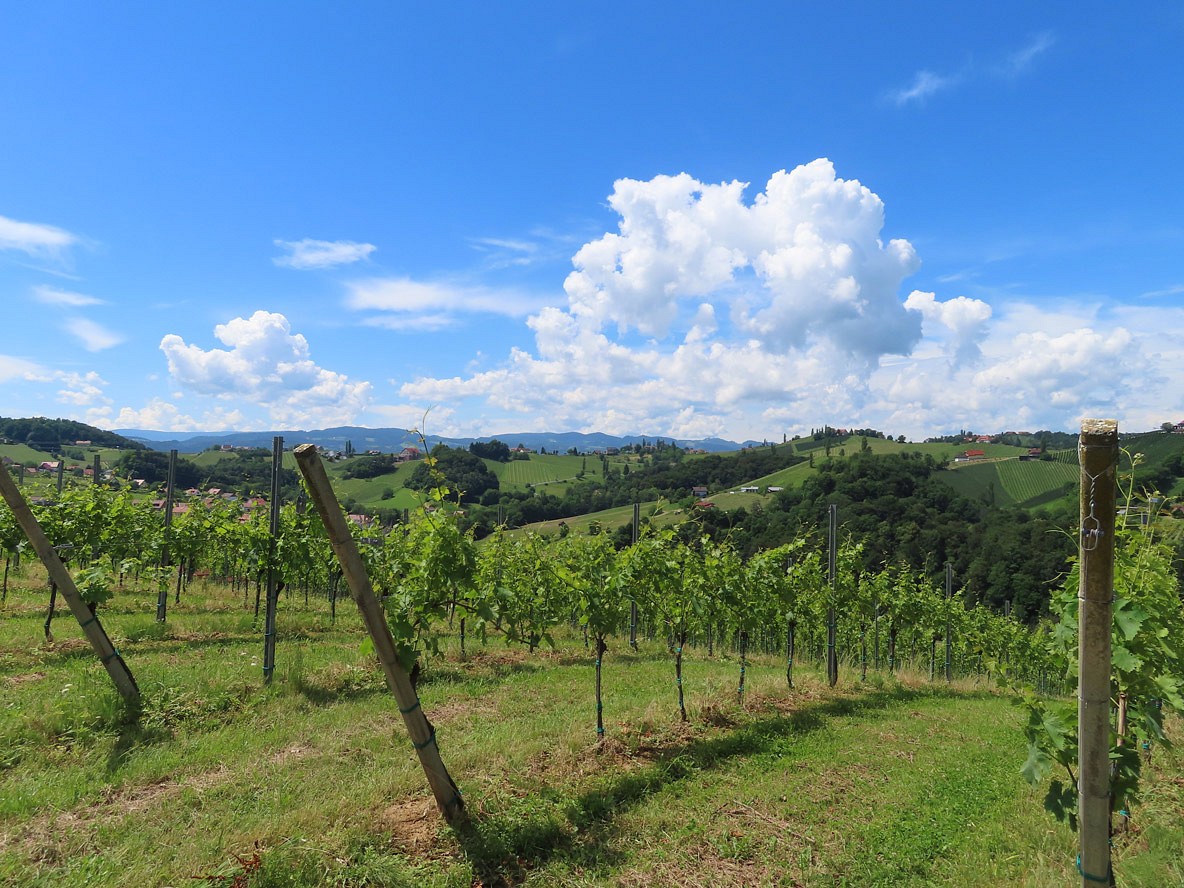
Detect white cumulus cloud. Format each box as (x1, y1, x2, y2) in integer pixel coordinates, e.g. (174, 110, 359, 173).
(394, 160, 1182, 442)
(903, 290, 992, 364)
(160, 310, 372, 427)
(401, 161, 927, 435)
(55, 371, 112, 407)
(561, 160, 923, 365)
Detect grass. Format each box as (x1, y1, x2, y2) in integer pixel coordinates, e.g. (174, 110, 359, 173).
(1, 571, 1182, 886)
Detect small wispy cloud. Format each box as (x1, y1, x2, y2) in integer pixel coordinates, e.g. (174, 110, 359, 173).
(1141, 284, 1184, 299)
(889, 70, 960, 106)
(273, 238, 377, 270)
(889, 32, 1055, 107)
(997, 32, 1056, 78)
(64, 317, 124, 352)
(935, 270, 978, 284)
(33, 285, 104, 307)
(0, 213, 78, 259)
(469, 236, 540, 268)
(471, 237, 538, 254)
(345, 277, 548, 325)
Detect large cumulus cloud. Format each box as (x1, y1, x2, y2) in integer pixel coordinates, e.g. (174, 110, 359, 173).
(160, 310, 371, 427)
(562, 159, 924, 364)
(388, 160, 1178, 440)
(403, 160, 958, 434)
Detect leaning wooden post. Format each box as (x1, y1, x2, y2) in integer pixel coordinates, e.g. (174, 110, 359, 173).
(1078, 418, 1117, 888)
(293, 444, 465, 824)
(0, 462, 140, 708)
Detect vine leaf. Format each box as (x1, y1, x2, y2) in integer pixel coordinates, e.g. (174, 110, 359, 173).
(1043, 780, 1078, 830)
(1021, 741, 1053, 785)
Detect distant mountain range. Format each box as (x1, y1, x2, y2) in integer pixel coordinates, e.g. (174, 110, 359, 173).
(114, 426, 757, 454)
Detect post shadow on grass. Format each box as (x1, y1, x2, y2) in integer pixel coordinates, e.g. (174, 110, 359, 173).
(105, 713, 171, 775)
(444, 683, 950, 884)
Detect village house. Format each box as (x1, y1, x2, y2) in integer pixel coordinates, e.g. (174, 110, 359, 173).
(955, 449, 987, 463)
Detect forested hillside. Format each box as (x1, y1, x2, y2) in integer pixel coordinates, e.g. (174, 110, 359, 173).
(685, 452, 1079, 622)
(0, 417, 143, 451)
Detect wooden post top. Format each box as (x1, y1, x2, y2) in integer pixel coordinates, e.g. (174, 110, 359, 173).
(1080, 418, 1118, 440)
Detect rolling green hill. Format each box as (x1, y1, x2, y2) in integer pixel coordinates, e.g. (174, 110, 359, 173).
(501, 439, 1102, 538)
(939, 458, 1079, 509)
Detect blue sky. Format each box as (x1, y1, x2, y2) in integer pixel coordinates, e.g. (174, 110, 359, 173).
(2, 3, 1181, 442)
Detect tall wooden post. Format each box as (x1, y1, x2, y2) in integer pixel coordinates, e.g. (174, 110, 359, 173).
(1078, 419, 1117, 888)
(92, 453, 101, 486)
(944, 562, 953, 683)
(262, 436, 283, 683)
(827, 504, 838, 687)
(156, 449, 177, 622)
(0, 464, 139, 708)
(629, 502, 639, 651)
(293, 444, 465, 824)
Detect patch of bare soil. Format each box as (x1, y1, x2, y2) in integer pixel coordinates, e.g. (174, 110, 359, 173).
(39, 638, 89, 656)
(618, 849, 779, 888)
(699, 703, 738, 728)
(170, 630, 229, 642)
(0, 765, 236, 861)
(99, 775, 178, 813)
(269, 742, 315, 765)
(6, 671, 46, 685)
(454, 648, 528, 669)
(377, 797, 441, 852)
(428, 696, 497, 726)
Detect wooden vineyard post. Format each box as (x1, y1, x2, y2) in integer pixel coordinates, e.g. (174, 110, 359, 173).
(1078, 418, 1117, 888)
(262, 436, 282, 684)
(293, 444, 466, 825)
(156, 449, 177, 622)
(629, 502, 639, 651)
(0, 462, 140, 709)
(944, 562, 953, 683)
(826, 504, 838, 687)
